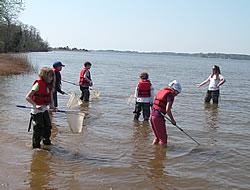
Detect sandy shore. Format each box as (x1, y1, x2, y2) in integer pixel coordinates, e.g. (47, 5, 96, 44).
(0, 54, 33, 76)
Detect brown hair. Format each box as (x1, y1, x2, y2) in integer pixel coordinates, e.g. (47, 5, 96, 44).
(38, 67, 55, 89)
(140, 72, 149, 79)
(84, 61, 92, 67)
(211, 65, 221, 79)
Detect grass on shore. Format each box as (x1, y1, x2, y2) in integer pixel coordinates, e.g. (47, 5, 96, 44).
(0, 54, 35, 76)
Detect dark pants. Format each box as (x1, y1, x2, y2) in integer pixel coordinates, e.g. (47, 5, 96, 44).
(80, 86, 90, 102)
(205, 90, 220, 104)
(133, 102, 151, 121)
(31, 111, 52, 148)
(53, 92, 58, 107)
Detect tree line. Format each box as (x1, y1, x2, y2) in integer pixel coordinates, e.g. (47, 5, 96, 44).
(0, 0, 49, 53)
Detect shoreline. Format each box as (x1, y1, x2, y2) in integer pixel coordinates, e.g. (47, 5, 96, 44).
(0, 54, 34, 76)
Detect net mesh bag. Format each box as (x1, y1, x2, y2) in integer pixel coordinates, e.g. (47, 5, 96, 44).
(67, 92, 83, 108)
(90, 90, 100, 99)
(126, 94, 135, 106)
(66, 112, 85, 133)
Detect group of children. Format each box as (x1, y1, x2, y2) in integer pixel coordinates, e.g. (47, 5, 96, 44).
(25, 61, 93, 148)
(26, 62, 225, 149)
(133, 65, 225, 147)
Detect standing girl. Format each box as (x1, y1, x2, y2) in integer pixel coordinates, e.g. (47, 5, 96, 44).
(26, 67, 55, 148)
(196, 65, 226, 104)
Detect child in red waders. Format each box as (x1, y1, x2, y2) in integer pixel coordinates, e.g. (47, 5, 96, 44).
(150, 80, 182, 147)
(26, 67, 56, 149)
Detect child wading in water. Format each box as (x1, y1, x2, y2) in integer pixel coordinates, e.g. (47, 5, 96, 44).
(52, 61, 65, 107)
(26, 67, 56, 148)
(79, 61, 93, 102)
(150, 80, 182, 147)
(133, 72, 154, 121)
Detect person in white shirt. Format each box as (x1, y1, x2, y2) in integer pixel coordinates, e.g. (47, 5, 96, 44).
(196, 65, 226, 104)
(133, 72, 154, 121)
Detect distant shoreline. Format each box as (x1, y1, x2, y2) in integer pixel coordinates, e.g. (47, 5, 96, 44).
(51, 47, 250, 61)
(93, 50, 250, 61)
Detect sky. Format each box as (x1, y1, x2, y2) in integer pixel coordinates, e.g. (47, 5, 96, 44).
(19, 0, 250, 55)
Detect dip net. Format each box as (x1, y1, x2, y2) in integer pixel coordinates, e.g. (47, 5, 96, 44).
(126, 94, 135, 106)
(67, 92, 83, 108)
(66, 92, 85, 133)
(91, 89, 100, 99)
(66, 112, 85, 133)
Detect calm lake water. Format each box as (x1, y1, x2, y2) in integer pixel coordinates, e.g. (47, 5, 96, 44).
(0, 51, 250, 190)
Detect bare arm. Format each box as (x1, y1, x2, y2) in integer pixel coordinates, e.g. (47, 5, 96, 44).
(196, 78, 210, 88)
(50, 92, 56, 110)
(165, 102, 176, 125)
(217, 77, 226, 88)
(25, 90, 43, 110)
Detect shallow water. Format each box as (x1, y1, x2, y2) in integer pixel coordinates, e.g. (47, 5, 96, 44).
(1, 51, 250, 190)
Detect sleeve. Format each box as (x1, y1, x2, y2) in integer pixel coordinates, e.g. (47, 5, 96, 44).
(219, 74, 224, 80)
(31, 82, 39, 92)
(134, 85, 138, 98)
(165, 93, 174, 104)
(83, 70, 89, 78)
(150, 85, 154, 103)
(55, 72, 62, 93)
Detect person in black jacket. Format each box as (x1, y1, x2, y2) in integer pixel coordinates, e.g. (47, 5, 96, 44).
(52, 61, 65, 107)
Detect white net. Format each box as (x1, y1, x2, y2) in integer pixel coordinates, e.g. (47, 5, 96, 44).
(126, 94, 135, 106)
(66, 112, 85, 133)
(67, 92, 83, 108)
(91, 89, 100, 99)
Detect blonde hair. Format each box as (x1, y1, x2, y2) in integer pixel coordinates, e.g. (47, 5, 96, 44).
(140, 72, 149, 79)
(38, 67, 55, 89)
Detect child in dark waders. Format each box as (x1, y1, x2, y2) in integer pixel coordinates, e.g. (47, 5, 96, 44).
(52, 61, 65, 107)
(133, 72, 154, 121)
(26, 67, 56, 149)
(79, 61, 93, 102)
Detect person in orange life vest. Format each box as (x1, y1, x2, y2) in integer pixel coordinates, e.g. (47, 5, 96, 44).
(150, 80, 182, 147)
(26, 67, 56, 149)
(52, 61, 65, 107)
(133, 72, 154, 121)
(79, 61, 92, 102)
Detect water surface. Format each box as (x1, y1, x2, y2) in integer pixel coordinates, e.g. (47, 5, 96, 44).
(0, 51, 250, 189)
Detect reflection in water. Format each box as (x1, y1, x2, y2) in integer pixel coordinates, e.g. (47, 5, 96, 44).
(147, 147, 167, 183)
(204, 104, 219, 130)
(29, 150, 56, 190)
(132, 120, 152, 144)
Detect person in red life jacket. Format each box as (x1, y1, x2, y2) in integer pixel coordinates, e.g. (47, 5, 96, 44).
(150, 80, 182, 147)
(52, 61, 65, 107)
(133, 72, 154, 121)
(26, 67, 56, 149)
(79, 61, 92, 102)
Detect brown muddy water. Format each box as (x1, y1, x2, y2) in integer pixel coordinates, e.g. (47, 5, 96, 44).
(0, 51, 250, 190)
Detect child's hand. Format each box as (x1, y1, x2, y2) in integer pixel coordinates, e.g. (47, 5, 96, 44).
(196, 84, 200, 88)
(35, 105, 43, 111)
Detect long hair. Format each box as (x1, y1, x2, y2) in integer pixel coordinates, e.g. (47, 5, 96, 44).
(211, 65, 221, 79)
(38, 67, 55, 89)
